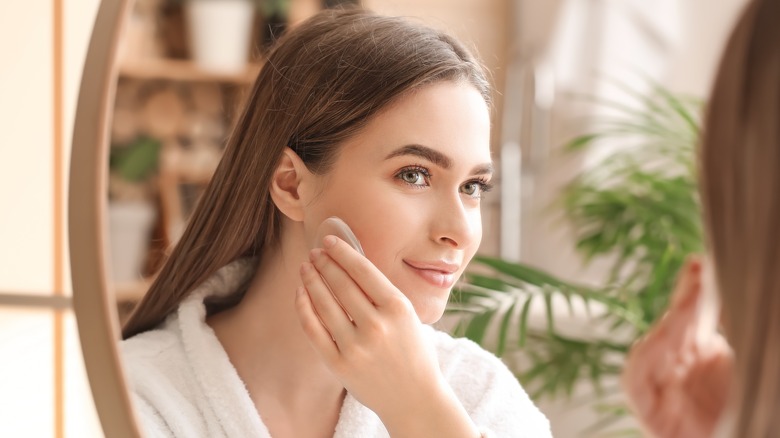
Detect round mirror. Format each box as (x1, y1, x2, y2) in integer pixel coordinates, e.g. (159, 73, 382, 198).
(69, 0, 141, 436)
(70, 1, 349, 435)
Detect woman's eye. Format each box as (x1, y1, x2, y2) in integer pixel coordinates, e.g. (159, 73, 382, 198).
(398, 169, 428, 186)
(461, 182, 479, 196)
(461, 180, 493, 198)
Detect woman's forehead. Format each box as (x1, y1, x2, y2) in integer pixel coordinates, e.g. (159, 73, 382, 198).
(338, 83, 492, 165)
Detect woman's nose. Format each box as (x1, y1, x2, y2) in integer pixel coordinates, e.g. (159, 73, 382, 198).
(431, 196, 478, 249)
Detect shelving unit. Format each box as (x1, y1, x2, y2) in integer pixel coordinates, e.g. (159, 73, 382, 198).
(107, 1, 270, 305)
(118, 58, 263, 84)
(107, 0, 355, 305)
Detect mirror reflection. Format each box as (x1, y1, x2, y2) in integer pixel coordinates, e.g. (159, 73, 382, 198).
(112, 3, 557, 436)
(56, 0, 760, 437)
(108, 0, 346, 316)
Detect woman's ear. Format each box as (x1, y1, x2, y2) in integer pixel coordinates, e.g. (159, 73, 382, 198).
(269, 147, 312, 222)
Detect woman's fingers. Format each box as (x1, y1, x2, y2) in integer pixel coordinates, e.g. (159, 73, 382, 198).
(299, 262, 354, 344)
(660, 259, 703, 339)
(294, 286, 340, 361)
(309, 248, 375, 326)
(645, 259, 704, 381)
(622, 257, 732, 438)
(320, 235, 403, 307)
(652, 259, 702, 333)
(670, 257, 703, 310)
(623, 333, 662, 416)
(685, 337, 734, 415)
(623, 259, 704, 412)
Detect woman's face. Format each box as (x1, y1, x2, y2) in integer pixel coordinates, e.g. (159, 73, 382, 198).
(303, 81, 492, 324)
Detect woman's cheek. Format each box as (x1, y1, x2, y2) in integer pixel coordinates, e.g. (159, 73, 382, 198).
(470, 216, 483, 256)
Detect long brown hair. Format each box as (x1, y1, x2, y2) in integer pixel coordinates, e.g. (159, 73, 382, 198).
(122, 8, 490, 339)
(699, 0, 780, 435)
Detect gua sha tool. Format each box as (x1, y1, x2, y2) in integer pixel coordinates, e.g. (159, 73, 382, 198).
(314, 217, 365, 256)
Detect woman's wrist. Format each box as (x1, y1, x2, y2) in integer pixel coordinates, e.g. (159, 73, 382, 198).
(378, 375, 480, 438)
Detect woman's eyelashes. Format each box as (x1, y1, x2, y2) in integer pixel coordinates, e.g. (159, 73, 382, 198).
(461, 178, 494, 199)
(394, 165, 494, 199)
(396, 165, 431, 188)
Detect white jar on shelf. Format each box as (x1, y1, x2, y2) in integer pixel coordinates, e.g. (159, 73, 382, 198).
(107, 201, 157, 285)
(184, 0, 255, 73)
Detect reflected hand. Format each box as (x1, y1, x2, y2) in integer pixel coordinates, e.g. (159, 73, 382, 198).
(622, 258, 733, 438)
(295, 235, 478, 437)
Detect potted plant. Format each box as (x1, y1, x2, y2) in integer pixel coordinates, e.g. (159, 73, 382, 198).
(259, 0, 291, 48)
(182, 0, 291, 72)
(107, 136, 161, 285)
(447, 84, 703, 435)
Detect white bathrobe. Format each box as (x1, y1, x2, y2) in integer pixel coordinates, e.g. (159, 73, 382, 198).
(121, 259, 552, 437)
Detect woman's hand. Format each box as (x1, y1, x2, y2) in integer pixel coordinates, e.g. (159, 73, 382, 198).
(622, 258, 734, 438)
(295, 235, 479, 437)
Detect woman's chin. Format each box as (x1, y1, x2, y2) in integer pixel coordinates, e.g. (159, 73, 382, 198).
(409, 295, 449, 324)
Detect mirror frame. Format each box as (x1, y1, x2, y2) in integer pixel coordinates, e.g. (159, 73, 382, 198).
(69, 0, 142, 436)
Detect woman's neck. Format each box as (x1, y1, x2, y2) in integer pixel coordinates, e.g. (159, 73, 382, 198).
(207, 223, 345, 415)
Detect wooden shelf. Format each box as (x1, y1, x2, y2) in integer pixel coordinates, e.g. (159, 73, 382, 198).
(118, 58, 263, 84)
(176, 167, 216, 185)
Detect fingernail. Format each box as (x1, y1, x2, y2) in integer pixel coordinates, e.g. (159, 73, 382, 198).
(309, 248, 324, 261)
(323, 235, 337, 248)
(300, 262, 312, 274)
(688, 256, 702, 273)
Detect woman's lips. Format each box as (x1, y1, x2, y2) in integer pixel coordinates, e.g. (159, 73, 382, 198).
(403, 260, 458, 288)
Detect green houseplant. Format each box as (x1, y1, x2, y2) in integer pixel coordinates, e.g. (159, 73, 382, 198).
(447, 83, 703, 435)
(108, 136, 161, 284)
(110, 136, 161, 187)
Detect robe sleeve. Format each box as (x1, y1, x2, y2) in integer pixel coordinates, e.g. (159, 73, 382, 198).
(470, 362, 552, 437)
(432, 329, 552, 438)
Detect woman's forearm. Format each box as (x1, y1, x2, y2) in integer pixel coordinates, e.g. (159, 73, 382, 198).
(379, 376, 481, 438)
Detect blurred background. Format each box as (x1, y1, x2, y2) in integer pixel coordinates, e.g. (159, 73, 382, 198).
(0, 0, 749, 436)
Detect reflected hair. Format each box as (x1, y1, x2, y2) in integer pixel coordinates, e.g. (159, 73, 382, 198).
(122, 8, 490, 339)
(699, 0, 780, 435)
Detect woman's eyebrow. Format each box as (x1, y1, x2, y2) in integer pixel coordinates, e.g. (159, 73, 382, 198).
(385, 144, 494, 176)
(471, 163, 494, 176)
(385, 144, 452, 169)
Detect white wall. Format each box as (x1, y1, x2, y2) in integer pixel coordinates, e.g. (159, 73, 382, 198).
(0, 0, 55, 293)
(524, 0, 749, 284)
(516, 1, 748, 436)
(0, 0, 102, 436)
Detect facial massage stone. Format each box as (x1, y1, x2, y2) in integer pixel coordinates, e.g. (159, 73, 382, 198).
(314, 216, 365, 256)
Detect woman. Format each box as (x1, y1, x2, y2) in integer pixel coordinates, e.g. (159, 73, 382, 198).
(622, 0, 780, 436)
(121, 8, 551, 438)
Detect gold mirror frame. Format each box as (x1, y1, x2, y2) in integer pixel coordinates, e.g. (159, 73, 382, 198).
(68, 0, 141, 436)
